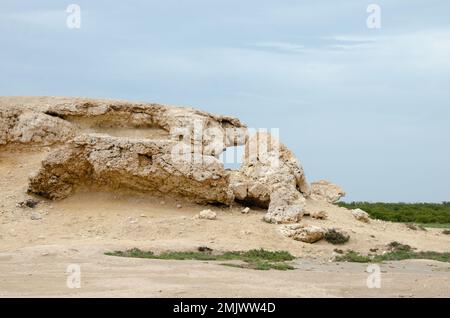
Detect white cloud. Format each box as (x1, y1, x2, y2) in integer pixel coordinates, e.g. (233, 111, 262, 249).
(251, 41, 306, 54)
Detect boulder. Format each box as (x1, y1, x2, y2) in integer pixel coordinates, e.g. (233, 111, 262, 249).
(310, 180, 345, 203)
(264, 187, 306, 224)
(280, 224, 326, 243)
(352, 208, 370, 223)
(198, 209, 217, 220)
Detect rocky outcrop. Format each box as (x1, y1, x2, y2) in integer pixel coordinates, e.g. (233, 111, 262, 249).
(28, 134, 234, 204)
(310, 180, 345, 203)
(230, 132, 309, 223)
(2, 97, 316, 217)
(0, 97, 247, 155)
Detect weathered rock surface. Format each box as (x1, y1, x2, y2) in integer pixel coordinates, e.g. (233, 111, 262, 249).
(28, 134, 234, 204)
(264, 187, 306, 224)
(352, 208, 370, 223)
(230, 132, 309, 223)
(0, 97, 247, 154)
(310, 180, 345, 203)
(0, 108, 76, 146)
(280, 224, 326, 243)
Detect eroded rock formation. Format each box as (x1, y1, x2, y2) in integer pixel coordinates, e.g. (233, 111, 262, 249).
(230, 132, 310, 223)
(1, 97, 345, 225)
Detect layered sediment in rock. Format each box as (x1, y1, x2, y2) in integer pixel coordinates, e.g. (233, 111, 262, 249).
(28, 134, 234, 204)
(0, 97, 247, 154)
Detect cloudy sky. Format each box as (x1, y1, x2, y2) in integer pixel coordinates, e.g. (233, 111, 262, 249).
(1, 0, 449, 202)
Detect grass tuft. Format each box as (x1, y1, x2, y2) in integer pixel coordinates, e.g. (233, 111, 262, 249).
(324, 229, 350, 245)
(335, 250, 372, 263)
(334, 242, 449, 263)
(106, 248, 296, 271)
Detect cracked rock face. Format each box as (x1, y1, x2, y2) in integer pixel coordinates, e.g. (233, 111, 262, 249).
(230, 132, 310, 223)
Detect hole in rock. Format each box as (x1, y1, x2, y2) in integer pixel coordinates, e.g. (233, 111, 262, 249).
(219, 145, 244, 170)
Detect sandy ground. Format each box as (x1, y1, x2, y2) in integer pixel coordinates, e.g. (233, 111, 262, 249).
(1, 148, 449, 297)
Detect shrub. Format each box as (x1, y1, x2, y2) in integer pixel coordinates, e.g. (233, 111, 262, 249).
(334, 244, 449, 263)
(325, 229, 350, 245)
(337, 202, 450, 224)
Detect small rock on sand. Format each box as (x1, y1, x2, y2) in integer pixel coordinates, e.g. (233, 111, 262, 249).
(241, 207, 250, 214)
(198, 209, 217, 220)
(30, 212, 42, 220)
(352, 209, 370, 223)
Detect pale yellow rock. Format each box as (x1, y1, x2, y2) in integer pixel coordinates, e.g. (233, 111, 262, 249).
(0, 96, 247, 156)
(230, 132, 310, 223)
(27, 134, 234, 205)
(310, 180, 345, 203)
(198, 209, 217, 220)
(241, 207, 250, 214)
(352, 208, 370, 223)
(280, 224, 326, 243)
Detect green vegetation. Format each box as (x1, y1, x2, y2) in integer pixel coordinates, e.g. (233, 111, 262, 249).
(105, 248, 296, 271)
(324, 229, 350, 245)
(421, 223, 450, 229)
(337, 202, 450, 224)
(335, 250, 372, 263)
(335, 241, 450, 263)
